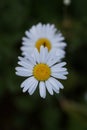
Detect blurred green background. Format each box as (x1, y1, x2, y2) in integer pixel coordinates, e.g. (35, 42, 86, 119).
(0, 0, 87, 130)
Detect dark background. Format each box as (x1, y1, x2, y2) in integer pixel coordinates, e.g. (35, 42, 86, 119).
(0, 0, 87, 130)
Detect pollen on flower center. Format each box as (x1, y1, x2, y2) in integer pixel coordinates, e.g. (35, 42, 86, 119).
(33, 63, 51, 81)
(35, 38, 51, 52)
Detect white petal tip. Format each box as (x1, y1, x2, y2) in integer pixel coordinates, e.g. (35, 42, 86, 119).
(22, 89, 26, 93)
(40, 95, 46, 99)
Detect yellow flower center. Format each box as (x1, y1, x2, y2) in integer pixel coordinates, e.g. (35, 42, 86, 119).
(33, 63, 51, 81)
(35, 38, 51, 52)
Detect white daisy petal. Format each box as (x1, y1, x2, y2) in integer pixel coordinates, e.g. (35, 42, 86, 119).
(56, 49, 65, 57)
(18, 56, 27, 61)
(53, 42, 66, 48)
(32, 48, 40, 63)
(15, 67, 32, 73)
(47, 57, 60, 67)
(23, 84, 31, 92)
(28, 78, 38, 95)
(59, 71, 69, 75)
(21, 46, 33, 52)
(27, 56, 36, 65)
(40, 46, 48, 63)
(29, 84, 37, 95)
(46, 78, 59, 94)
(51, 72, 67, 80)
(40, 46, 45, 63)
(45, 80, 54, 95)
(51, 62, 67, 68)
(18, 61, 33, 69)
(22, 37, 29, 43)
(39, 81, 46, 98)
(51, 77, 64, 89)
(35, 23, 43, 38)
(18, 56, 30, 64)
(51, 67, 67, 73)
(46, 49, 56, 62)
(16, 71, 32, 77)
(30, 26, 37, 38)
(48, 77, 60, 92)
(15, 67, 32, 77)
(21, 77, 34, 89)
(52, 86, 59, 94)
(25, 30, 33, 39)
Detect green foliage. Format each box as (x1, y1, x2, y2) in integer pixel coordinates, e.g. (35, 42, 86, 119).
(0, 0, 87, 130)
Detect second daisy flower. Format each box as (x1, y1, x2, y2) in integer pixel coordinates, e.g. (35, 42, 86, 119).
(21, 23, 66, 60)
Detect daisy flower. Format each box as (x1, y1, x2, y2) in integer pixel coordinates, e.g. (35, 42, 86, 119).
(15, 46, 68, 98)
(21, 23, 66, 60)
